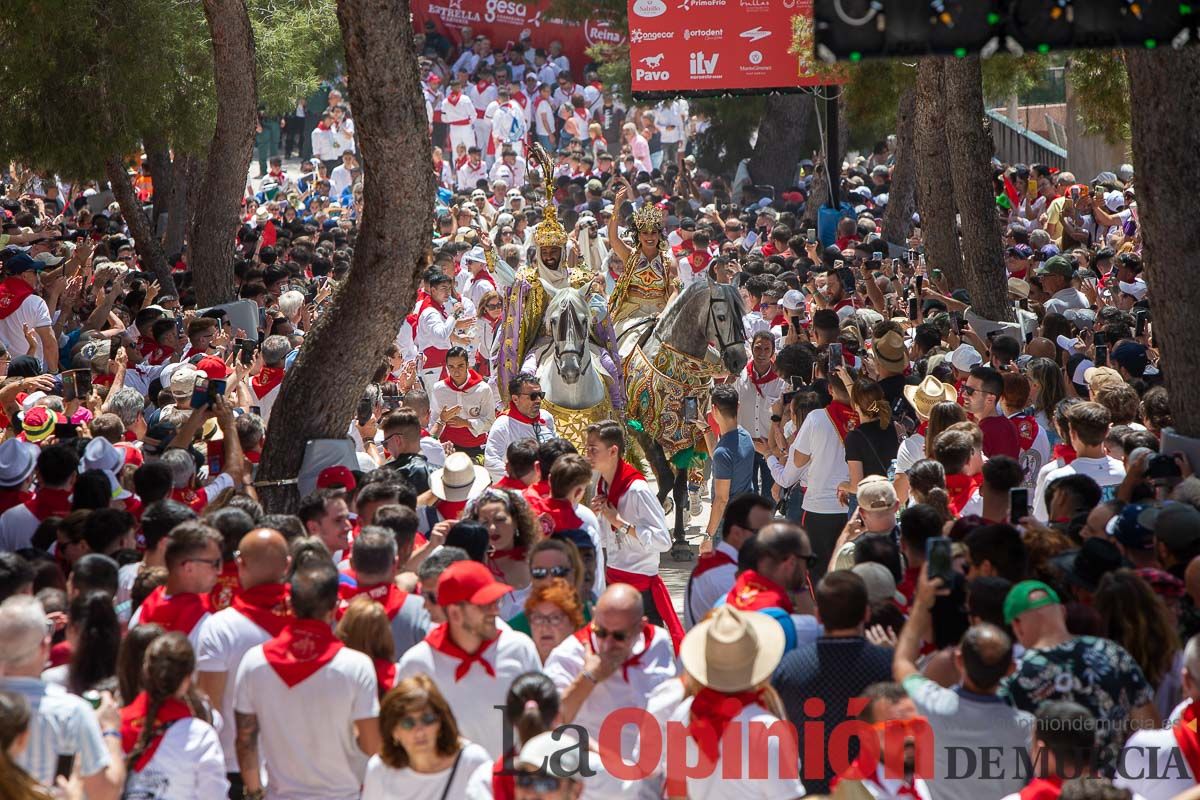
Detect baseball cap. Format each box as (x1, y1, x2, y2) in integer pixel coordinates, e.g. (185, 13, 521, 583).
(167, 364, 200, 399)
(1035, 255, 1074, 279)
(1154, 504, 1200, 553)
(194, 356, 230, 380)
(516, 730, 584, 776)
(4, 253, 45, 275)
(1006, 244, 1034, 259)
(1051, 538, 1123, 592)
(34, 252, 64, 267)
(1007, 278, 1031, 300)
(1003, 580, 1061, 624)
(679, 217, 697, 231)
(436, 560, 512, 606)
(856, 475, 897, 511)
(1111, 342, 1149, 378)
(317, 465, 357, 492)
(852, 562, 906, 606)
(1083, 366, 1124, 393)
(1118, 279, 1148, 301)
(781, 290, 805, 311)
(1105, 503, 1158, 551)
(950, 343, 982, 373)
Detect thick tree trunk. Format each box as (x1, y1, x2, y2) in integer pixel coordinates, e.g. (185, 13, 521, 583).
(943, 56, 1012, 323)
(914, 58, 965, 288)
(256, 0, 434, 513)
(144, 135, 173, 237)
(748, 94, 812, 195)
(105, 157, 176, 295)
(164, 153, 198, 259)
(1126, 48, 1200, 437)
(189, 0, 258, 307)
(881, 86, 917, 245)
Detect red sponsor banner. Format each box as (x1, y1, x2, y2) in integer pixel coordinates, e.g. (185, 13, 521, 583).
(413, 0, 625, 79)
(628, 0, 840, 94)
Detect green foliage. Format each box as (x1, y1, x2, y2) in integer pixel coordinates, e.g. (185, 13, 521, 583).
(251, 0, 343, 115)
(981, 53, 1053, 103)
(0, 0, 214, 179)
(841, 60, 914, 149)
(1066, 51, 1131, 145)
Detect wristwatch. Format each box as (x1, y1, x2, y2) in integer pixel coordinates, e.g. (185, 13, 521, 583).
(770, 414, 782, 423)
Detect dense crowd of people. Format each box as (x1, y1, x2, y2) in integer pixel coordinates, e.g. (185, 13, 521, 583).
(0, 22, 1194, 800)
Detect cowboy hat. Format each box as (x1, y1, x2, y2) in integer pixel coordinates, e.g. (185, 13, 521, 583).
(680, 605, 784, 693)
(903, 375, 957, 421)
(430, 451, 491, 503)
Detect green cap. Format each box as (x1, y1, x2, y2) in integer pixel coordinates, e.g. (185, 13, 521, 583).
(1003, 580, 1061, 624)
(1035, 255, 1074, 279)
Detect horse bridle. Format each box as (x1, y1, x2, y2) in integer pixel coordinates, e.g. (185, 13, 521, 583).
(706, 285, 743, 356)
(553, 297, 592, 374)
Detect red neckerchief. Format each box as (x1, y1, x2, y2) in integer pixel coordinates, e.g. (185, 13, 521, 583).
(440, 368, 484, 391)
(745, 362, 779, 395)
(209, 560, 241, 611)
(1019, 777, 1064, 800)
(24, 487, 72, 521)
(574, 622, 654, 681)
(494, 475, 528, 491)
(252, 366, 285, 397)
(448, 90, 462, 105)
(230, 582, 292, 636)
(1173, 701, 1200, 782)
(0, 488, 31, 514)
(832, 752, 924, 797)
(726, 569, 795, 614)
(946, 473, 984, 516)
(417, 294, 447, 318)
(825, 400, 860, 443)
(138, 586, 212, 635)
(262, 618, 344, 688)
(504, 403, 540, 425)
(170, 486, 208, 512)
(425, 622, 497, 681)
(436, 499, 466, 521)
(473, 270, 497, 289)
(336, 580, 406, 620)
(1012, 415, 1040, 452)
(916, 421, 929, 437)
(374, 657, 396, 699)
(120, 692, 194, 771)
(1052, 443, 1077, 465)
(692, 548, 736, 579)
(475, 79, 492, 94)
(688, 687, 764, 762)
(0, 277, 34, 320)
(492, 751, 517, 800)
(598, 460, 645, 509)
(545, 498, 583, 532)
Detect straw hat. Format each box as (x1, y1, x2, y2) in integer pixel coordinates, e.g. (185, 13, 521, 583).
(680, 605, 784, 693)
(430, 451, 491, 502)
(902, 375, 957, 421)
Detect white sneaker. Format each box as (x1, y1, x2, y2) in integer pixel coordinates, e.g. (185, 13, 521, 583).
(688, 487, 703, 518)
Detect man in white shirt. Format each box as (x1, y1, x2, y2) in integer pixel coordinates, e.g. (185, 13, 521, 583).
(685, 494, 773, 628)
(234, 560, 381, 800)
(466, 69, 498, 153)
(483, 373, 557, 480)
(396, 560, 540, 757)
(335, 526, 430, 660)
(440, 79, 478, 159)
(1116, 633, 1200, 800)
(734, 331, 785, 495)
(532, 82, 557, 150)
(328, 150, 356, 196)
(768, 369, 855, 577)
(196, 528, 293, 794)
(429, 346, 496, 459)
(584, 420, 681, 650)
(1033, 402, 1125, 521)
(545, 584, 678, 795)
(0, 253, 58, 371)
(415, 269, 473, 393)
(486, 85, 527, 158)
(1035, 255, 1089, 315)
(310, 110, 341, 166)
(128, 521, 223, 649)
(456, 146, 490, 192)
(654, 99, 686, 165)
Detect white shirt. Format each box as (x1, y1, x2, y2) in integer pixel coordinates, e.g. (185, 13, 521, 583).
(457, 160, 490, 192)
(1043, 286, 1090, 316)
(0, 292, 52, 367)
(601, 476, 673, 575)
(0, 502, 41, 552)
(894, 433, 925, 476)
(793, 407, 850, 514)
(1033, 454, 1126, 521)
(395, 627, 541, 758)
(123, 717, 229, 800)
(195, 604, 276, 771)
(684, 540, 738, 629)
(329, 163, 354, 196)
(362, 742, 491, 800)
(660, 697, 807, 800)
(234, 644, 380, 800)
(654, 102, 685, 144)
(416, 304, 456, 353)
(310, 125, 340, 161)
(734, 366, 784, 439)
(544, 625, 678, 768)
(430, 378, 497, 442)
(483, 410, 557, 480)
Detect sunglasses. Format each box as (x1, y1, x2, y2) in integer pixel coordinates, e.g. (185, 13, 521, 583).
(516, 773, 565, 791)
(519, 391, 545, 401)
(531, 565, 572, 579)
(960, 385, 990, 397)
(397, 711, 440, 730)
(183, 557, 223, 570)
(591, 623, 637, 643)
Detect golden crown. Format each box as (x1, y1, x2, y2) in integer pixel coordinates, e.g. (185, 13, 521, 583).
(529, 142, 566, 249)
(632, 203, 664, 234)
